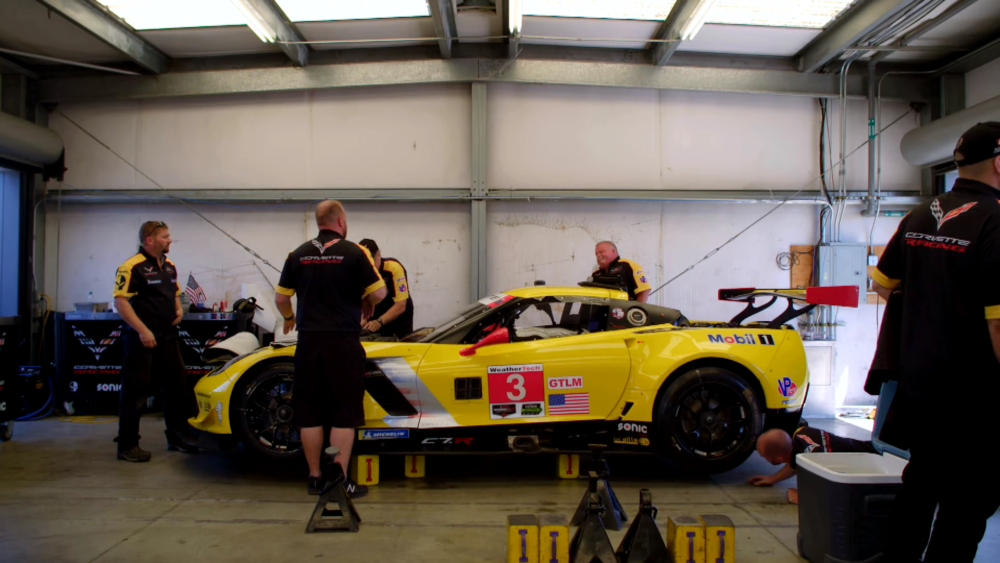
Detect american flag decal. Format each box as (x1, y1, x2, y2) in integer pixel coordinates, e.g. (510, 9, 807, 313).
(548, 392, 589, 415)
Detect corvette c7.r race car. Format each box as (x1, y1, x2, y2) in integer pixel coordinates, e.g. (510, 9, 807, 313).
(188, 283, 857, 474)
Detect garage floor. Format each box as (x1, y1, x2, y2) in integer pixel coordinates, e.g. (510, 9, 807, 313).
(1, 417, 997, 563)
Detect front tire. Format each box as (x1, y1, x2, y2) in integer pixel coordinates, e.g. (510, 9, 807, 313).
(657, 367, 762, 474)
(232, 363, 303, 460)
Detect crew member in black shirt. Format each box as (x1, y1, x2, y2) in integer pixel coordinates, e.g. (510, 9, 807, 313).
(592, 241, 651, 302)
(748, 426, 875, 504)
(357, 239, 414, 338)
(872, 122, 1000, 563)
(275, 200, 387, 497)
(113, 221, 199, 462)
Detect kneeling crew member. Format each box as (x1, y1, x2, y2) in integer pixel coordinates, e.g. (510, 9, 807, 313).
(748, 427, 875, 504)
(274, 200, 387, 497)
(592, 241, 651, 302)
(358, 239, 414, 338)
(113, 221, 199, 462)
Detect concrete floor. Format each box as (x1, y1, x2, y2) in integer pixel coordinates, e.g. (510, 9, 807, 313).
(0, 416, 997, 563)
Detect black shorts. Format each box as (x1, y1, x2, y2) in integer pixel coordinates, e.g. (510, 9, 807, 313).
(292, 331, 367, 428)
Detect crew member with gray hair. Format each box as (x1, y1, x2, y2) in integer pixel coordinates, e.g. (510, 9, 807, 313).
(591, 241, 651, 302)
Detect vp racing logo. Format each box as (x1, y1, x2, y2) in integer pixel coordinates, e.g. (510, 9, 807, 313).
(71, 324, 122, 361)
(930, 199, 976, 231)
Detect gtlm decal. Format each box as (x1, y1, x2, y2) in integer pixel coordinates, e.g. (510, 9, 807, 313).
(72, 324, 122, 361)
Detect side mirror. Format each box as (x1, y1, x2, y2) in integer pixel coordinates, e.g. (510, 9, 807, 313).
(460, 328, 510, 356)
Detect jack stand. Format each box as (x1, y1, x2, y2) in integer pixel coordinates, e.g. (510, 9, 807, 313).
(571, 445, 627, 531)
(615, 489, 669, 563)
(305, 447, 362, 533)
(568, 472, 618, 563)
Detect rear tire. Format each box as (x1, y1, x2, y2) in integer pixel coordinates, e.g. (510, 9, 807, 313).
(232, 363, 303, 460)
(657, 367, 762, 474)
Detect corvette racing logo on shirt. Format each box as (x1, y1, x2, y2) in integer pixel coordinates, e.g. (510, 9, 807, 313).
(931, 199, 976, 231)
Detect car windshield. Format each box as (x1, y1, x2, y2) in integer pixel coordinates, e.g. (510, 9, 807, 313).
(417, 301, 491, 343)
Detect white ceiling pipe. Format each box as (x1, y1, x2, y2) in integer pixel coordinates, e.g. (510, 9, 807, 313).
(900, 94, 1000, 167)
(0, 111, 63, 168)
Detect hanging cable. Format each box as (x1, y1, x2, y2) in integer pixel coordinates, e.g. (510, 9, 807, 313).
(54, 112, 285, 273)
(649, 107, 916, 296)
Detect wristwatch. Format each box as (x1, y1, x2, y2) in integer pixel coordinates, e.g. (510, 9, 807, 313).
(283, 312, 294, 320)
(376, 318, 384, 327)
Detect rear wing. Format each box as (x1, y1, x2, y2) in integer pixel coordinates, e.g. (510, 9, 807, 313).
(718, 286, 859, 328)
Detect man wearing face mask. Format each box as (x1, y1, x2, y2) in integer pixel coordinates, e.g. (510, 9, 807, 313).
(113, 221, 199, 462)
(591, 241, 651, 302)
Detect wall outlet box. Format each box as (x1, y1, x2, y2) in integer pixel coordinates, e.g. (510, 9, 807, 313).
(867, 255, 879, 266)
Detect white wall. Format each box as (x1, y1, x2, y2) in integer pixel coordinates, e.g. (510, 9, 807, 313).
(43, 201, 470, 331)
(50, 84, 472, 190)
(489, 84, 921, 193)
(966, 57, 1000, 108)
(44, 81, 921, 415)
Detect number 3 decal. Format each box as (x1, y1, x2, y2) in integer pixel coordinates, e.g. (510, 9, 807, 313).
(507, 374, 526, 401)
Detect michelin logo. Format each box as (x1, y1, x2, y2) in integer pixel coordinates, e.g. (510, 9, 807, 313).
(359, 429, 410, 440)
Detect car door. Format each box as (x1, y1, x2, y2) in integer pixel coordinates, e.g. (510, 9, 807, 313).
(416, 297, 631, 427)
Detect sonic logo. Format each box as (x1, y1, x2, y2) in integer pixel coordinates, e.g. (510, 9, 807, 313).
(72, 324, 123, 361)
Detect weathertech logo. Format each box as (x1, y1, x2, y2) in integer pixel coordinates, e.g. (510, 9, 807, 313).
(72, 325, 122, 361)
(931, 199, 976, 231)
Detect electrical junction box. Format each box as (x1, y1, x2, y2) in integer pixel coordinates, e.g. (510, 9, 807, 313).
(815, 244, 866, 307)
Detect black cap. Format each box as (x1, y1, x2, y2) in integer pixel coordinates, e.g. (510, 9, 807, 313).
(358, 238, 379, 255)
(954, 122, 1000, 167)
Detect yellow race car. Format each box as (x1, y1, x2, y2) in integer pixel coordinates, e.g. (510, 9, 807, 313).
(189, 283, 857, 473)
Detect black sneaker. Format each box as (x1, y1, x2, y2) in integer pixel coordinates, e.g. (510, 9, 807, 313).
(344, 480, 368, 499)
(165, 429, 200, 454)
(117, 445, 152, 463)
(307, 476, 325, 495)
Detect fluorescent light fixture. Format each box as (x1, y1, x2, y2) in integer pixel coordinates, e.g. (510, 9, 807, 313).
(509, 0, 523, 35)
(230, 0, 275, 43)
(274, 0, 430, 22)
(707, 0, 856, 29)
(524, 0, 677, 21)
(678, 0, 719, 40)
(100, 0, 247, 30)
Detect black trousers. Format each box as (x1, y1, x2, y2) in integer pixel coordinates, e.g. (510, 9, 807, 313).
(116, 328, 193, 449)
(883, 391, 1000, 562)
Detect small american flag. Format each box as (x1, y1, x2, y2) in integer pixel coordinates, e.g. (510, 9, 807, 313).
(548, 393, 589, 415)
(185, 274, 207, 304)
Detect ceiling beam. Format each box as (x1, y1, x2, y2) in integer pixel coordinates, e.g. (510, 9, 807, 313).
(651, 0, 708, 66)
(935, 35, 1000, 75)
(0, 56, 39, 80)
(795, 0, 918, 73)
(35, 0, 168, 74)
(428, 0, 458, 59)
(233, 0, 308, 66)
(36, 57, 934, 103)
(871, 0, 980, 63)
(501, 0, 522, 59)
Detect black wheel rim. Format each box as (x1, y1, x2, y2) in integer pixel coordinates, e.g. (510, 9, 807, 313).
(672, 382, 751, 459)
(244, 373, 302, 454)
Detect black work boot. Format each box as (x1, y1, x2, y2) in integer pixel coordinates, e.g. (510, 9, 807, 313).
(344, 480, 369, 498)
(165, 428, 200, 454)
(117, 445, 152, 462)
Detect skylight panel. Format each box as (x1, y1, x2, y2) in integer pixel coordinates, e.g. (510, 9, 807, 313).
(706, 0, 856, 29)
(523, 0, 678, 21)
(275, 0, 431, 22)
(101, 0, 247, 30)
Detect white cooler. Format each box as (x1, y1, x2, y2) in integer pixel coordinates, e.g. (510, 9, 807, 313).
(796, 381, 909, 563)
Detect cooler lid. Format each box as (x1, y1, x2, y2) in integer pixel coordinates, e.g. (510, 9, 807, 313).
(796, 452, 907, 484)
(872, 380, 910, 460)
